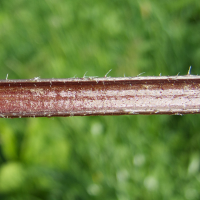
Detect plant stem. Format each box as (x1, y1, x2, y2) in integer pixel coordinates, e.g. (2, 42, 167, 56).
(0, 76, 200, 118)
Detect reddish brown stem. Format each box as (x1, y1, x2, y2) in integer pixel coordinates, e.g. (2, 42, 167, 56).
(0, 76, 200, 118)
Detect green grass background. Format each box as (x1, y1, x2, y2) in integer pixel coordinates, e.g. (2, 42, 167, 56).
(0, 0, 200, 199)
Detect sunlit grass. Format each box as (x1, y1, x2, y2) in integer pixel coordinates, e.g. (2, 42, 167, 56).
(0, 0, 200, 199)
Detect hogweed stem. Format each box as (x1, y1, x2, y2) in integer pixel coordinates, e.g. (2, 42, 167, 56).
(0, 76, 200, 118)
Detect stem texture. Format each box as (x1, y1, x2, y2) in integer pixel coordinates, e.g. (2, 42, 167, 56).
(0, 76, 200, 118)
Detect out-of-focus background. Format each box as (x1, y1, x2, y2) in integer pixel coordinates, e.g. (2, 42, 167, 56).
(0, 0, 200, 199)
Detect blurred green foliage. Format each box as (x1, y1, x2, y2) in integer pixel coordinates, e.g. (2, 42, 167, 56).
(0, 0, 200, 199)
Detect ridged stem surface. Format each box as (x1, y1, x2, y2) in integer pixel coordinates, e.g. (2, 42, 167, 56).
(0, 76, 200, 118)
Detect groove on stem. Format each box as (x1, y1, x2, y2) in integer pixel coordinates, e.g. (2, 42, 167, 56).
(0, 76, 200, 118)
